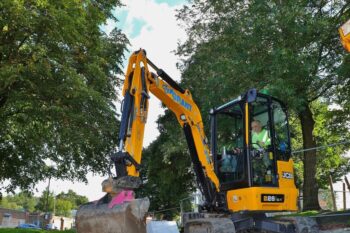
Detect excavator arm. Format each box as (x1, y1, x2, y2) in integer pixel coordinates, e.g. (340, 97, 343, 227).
(114, 49, 219, 205)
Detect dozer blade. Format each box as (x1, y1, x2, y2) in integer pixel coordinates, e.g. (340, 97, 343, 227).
(76, 197, 150, 233)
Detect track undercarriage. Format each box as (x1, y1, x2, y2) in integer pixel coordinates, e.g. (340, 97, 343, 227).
(183, 212, 319, 233)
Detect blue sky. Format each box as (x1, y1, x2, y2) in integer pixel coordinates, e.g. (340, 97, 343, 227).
(115, 9, 145, 39)
(35, 0, 190, 201)
(113, 0, 187, 39)
(128, 18, 147, 38)
(111, 0, 189, 144)
(154, 0, 187, 6)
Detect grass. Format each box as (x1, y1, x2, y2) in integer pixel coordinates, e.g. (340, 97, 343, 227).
(287, 210, 320, 217)
(0, 229, 75, 233)
(272, 210, 320, 218)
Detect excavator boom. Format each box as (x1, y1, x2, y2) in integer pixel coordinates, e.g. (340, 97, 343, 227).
(114, 49, 220, 205)
(76, 49, 221, 233)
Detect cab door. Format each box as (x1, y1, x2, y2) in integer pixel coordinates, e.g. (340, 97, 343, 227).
(249, 96, 278, 187)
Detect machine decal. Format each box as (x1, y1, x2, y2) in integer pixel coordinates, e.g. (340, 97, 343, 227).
(282, 172, 293, 179)
(204, 150, 211, 164)
(261, 194, 284, 203)
(163, 84, 192, 111)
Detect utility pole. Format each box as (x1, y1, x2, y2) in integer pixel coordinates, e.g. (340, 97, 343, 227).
(345, 176, 350, 192)
(53, 193, 56, 216)
(45, 176, 51, 213)
(329, 175, 337, 211)
(343, 183, 346, 210)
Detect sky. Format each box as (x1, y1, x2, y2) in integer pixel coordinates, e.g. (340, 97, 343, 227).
(33, 0, 188, 201)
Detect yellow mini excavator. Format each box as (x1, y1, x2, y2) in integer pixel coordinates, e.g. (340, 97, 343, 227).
(76, 49, 318, 233)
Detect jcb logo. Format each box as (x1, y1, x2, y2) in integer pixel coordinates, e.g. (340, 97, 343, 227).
(282, 172, 293, 179)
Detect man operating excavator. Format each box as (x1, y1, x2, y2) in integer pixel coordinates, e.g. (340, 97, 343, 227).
(76, 49, 316, 233)
(251, 120, 271, 149)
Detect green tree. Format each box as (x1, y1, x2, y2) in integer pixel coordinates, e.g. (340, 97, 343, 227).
(0, 0, 129, 192)
(14, 192, 37, 212)
(55, 199, 73, 217)
(176, 0, 350, 210)
(27, 189, 89, 216)
(136, 111, 195, 219)
(36, 190, 54, 213)
(0, 197, 21, 210)
(291, 102, 350, 189)
(56, 189, 88, 209)
(0, 191, 38, 212)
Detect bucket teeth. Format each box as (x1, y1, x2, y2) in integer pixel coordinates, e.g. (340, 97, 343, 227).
(102, 177, 141, 194)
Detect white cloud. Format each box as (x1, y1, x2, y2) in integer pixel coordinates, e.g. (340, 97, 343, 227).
(118, 0, 187, 146)
(120, 0, 186, 78)
(32, 0, 188, 201)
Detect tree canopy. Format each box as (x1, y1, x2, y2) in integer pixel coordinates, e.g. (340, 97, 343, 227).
(55, 189, 88, 210)
(0, 189, 88, 217)
(291, 101, 350, 189)
(172, 0, 350, 210)
(0, 0, 128, 193)
(136, 111, 195, 219)
(0, 191, 37, 212)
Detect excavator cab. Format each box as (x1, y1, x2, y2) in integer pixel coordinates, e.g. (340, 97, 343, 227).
(211, 89, 297, 212)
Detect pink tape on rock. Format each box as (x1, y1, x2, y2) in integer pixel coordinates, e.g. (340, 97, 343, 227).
(108, 190, 135, 208)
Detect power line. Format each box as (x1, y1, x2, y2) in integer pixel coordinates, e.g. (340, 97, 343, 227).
(150, 206, 180, 214)
(292, 140, 350, 154)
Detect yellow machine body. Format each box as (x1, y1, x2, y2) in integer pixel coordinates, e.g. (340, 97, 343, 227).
(227, 160, 298, 212)
(116, 49, 299, 214)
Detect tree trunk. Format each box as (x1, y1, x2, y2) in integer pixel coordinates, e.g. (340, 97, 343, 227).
(298, 104, 321, 211)
(0, 94, 8, 108)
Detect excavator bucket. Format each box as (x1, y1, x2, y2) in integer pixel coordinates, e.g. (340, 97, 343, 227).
(76, 178, 150, 233)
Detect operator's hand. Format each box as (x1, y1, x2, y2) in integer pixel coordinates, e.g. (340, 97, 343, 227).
(258, 141, 265, 147)
(226, 146, 241, 154)
(233, 148, 241, 154)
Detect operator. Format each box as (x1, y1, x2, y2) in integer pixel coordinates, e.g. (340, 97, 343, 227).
(251, 120, 272, 184)
(251, 120, 270, 149)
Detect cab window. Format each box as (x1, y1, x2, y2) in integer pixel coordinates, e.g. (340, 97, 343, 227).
(250, 97, 277, 186)
(272, 100, 291, 161)
(216, 104, 244, 184)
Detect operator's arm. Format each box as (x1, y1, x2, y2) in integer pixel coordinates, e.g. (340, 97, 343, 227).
(114, 49, 219, 204)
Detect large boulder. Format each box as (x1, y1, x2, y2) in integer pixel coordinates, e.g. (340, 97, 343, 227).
(76, 198, 150, 233)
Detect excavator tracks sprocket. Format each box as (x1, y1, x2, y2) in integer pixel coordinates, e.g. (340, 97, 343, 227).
(184, 218, 236, 233)
(183, 212, 319, 233)
(279, 216, 319, 233)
